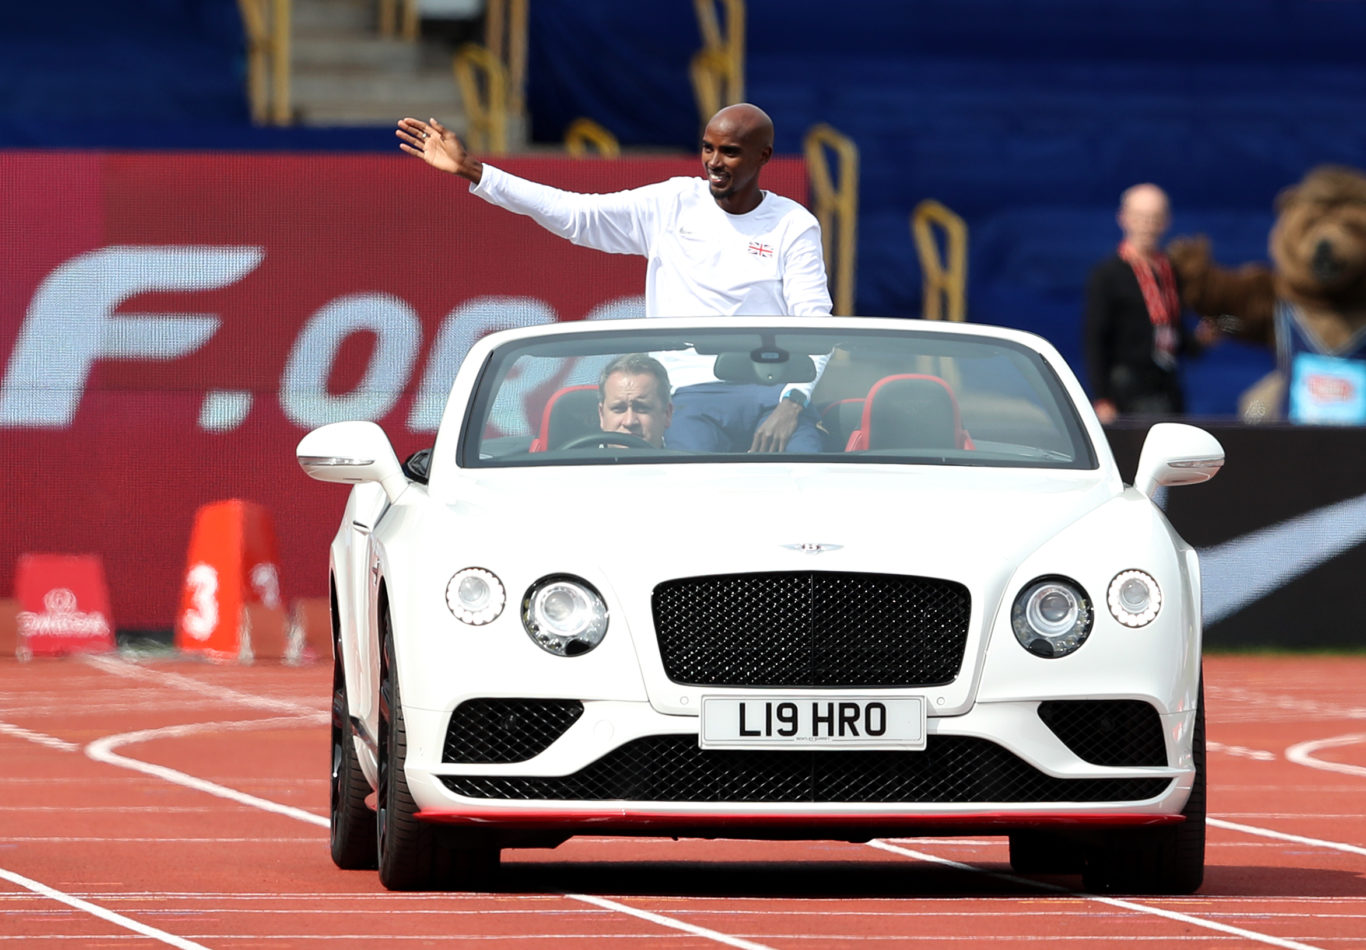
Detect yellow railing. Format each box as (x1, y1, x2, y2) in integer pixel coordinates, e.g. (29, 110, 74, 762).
(911, 199, 968, 321)
(237, 0, 292, 125)
(565, 118, 621, 158)
(484, 0, 527, 119)
(453, 43, 509, 153)
(805, 124, 860, 316)
(690, 0, 745, 127)
(452, 0, 527, 154)
(378, 0, 419, 41)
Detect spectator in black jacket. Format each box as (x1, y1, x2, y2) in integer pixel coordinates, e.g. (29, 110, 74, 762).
(1084, 183, 1215, 423)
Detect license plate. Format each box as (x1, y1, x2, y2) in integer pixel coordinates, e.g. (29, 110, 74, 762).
(699, 695, 927, 750)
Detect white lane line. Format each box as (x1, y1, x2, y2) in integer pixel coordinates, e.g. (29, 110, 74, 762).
(79, 665, 771, 950)
(32, 667, 781, 945)
(867, 840, 1327, 950)
(0, 867, 212, 950)
(85, 717, 329, 829)
(70, 661, 1362, 950)
(566, 893, 775, 950)
(82, 654, 323, 716)
(1210, 818, 1366, 858)
(0, 720, 80, 752)
(1209, 741, 1278, 762)
(1286, 733, 1366, 779)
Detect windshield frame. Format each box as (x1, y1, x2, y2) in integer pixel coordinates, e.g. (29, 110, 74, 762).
(454, 322, 1098, 472)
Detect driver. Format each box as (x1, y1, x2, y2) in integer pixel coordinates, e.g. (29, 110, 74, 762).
(598, 354, 673, 448)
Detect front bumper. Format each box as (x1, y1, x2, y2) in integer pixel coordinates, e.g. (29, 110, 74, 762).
(404, 697, 1195, 833)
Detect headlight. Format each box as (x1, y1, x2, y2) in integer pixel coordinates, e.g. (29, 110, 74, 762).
(522, 575, 608, 656)
(446, 568, 505, 625)
(1012, 576, 1093, 658)
(1107, 569, 1162, 627)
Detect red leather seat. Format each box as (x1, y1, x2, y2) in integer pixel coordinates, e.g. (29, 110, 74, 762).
(529, 385, 598, 452)
(819, 398, 865, 452)
(845, 374, 973, 451)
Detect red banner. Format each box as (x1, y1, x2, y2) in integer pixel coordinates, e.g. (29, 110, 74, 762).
(0, 151, 809, 631)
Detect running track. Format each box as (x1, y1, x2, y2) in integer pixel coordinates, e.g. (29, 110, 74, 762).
(2, 654, 1364, 948)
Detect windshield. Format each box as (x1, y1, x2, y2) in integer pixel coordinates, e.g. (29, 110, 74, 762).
(461, 325, 1095, 469)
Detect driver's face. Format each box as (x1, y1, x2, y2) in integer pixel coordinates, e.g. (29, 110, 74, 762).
(598, 371, 672, 447)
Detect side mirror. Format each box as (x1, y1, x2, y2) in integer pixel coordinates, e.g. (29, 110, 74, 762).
(296, 421, 408, 503)
(1133, 422, 1225, 498)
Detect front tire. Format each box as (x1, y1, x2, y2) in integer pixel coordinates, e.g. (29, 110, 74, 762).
(1082, 676, 1206, 894)
(376, 606, 499, 891)
(330, 607, 377, 869)
(1008, 831, 1084, 875)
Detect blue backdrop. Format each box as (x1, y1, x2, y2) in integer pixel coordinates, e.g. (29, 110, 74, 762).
(9, 0, 1366, 415)
(524, 0, 1366, 415)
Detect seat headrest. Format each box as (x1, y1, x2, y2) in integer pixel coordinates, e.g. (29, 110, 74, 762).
(864, 375, 961, 450)
(713, 351, 817, 386)
(530, 385, 599, 452)
(546, 386, 600, 447)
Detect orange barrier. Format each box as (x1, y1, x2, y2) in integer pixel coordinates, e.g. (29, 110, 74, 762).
(12, 554, 116, 660)
(174, 499, 286, 663)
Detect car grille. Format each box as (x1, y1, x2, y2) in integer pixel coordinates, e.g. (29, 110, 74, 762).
(652, 571, 971, 687)
(440, 734, 1170, 803)
(1037, 700, 1168, 767)
(443, 699, 584, 764)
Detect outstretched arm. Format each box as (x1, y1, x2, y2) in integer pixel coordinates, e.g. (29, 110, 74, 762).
(399, 115, 653, 255)
(396, 116, 483, 183)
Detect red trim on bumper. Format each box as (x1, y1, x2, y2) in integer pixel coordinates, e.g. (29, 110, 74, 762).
(413, 809, 1183, 837)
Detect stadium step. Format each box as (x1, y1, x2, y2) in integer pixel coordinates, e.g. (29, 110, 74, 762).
(288, 0, 506, 139)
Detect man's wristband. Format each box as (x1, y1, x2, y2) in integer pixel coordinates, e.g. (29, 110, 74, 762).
(782, 390, 808, 409)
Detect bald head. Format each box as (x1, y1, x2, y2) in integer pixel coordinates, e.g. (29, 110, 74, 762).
(707, 103, 774, 150)
(1118, 183, 1171, 255)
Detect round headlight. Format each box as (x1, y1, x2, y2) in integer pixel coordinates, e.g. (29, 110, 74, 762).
(522, 575, 608, 656)
(1107, 569, 1162, 627)
(1012, 577, 1093, 658)
(446, 568, 505, 625)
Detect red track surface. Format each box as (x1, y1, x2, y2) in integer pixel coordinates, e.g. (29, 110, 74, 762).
(2, 653, 1364, 949)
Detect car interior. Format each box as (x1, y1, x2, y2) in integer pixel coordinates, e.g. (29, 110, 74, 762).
(454, 329, 1092, 469)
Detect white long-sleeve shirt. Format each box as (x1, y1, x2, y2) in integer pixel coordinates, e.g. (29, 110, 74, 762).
(471, 165, 833, 394)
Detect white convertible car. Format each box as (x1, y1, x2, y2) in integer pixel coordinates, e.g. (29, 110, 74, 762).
(297, 316, 1223, 894)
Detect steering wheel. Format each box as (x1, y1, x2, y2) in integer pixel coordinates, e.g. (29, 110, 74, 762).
(558, 431, 657, 450)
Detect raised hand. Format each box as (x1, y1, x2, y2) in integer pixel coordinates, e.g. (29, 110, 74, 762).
(396, 116, 473, 179)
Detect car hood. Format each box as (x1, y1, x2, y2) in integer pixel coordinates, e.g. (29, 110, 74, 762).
(452, 462, 1119, 583)
(432, 462, 1126, 718)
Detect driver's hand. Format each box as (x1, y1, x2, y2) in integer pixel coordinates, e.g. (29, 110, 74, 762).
(750, 399, 801, 453)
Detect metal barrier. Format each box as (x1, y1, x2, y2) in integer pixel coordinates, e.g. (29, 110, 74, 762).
(690, 0, 745, 129)
(453, 43, 508, 153)
(911, 199, 968, 321)
(236, 0, 292, 125)
(453, 0, 526, 154)
(484, 0, 527, 119)
(378, 0, 419, 41)
(565, 118, 621, 158)
(804, 124, 859, 316)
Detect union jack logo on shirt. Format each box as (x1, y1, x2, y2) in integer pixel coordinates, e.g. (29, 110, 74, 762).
(748, 241, 774, 257)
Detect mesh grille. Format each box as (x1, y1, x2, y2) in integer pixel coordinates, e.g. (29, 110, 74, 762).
(443, 699, 584, 764)
(1037, 700, 1168, 767)
(652, 571, 971, 687)
(441, 734, 1170, 803)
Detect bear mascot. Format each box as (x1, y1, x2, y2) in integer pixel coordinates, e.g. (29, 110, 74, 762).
(1168, 165, 1366, 423)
